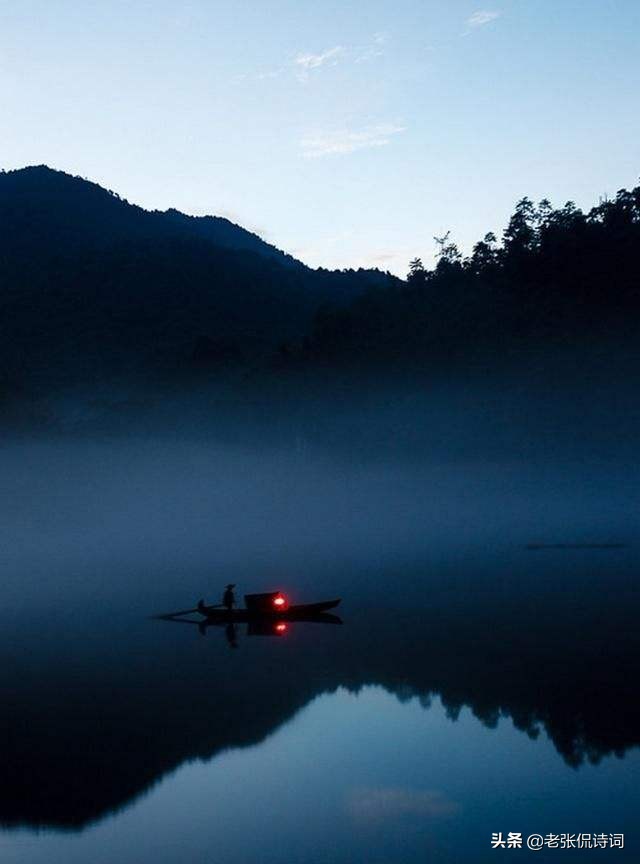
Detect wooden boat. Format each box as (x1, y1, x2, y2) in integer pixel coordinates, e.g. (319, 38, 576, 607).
(154, 591, 341, 627)
(197, 597, 340, 622)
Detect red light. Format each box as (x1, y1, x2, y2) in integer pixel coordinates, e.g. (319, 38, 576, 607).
(273, 595, 286, 607)
(275, 622, 287, 633)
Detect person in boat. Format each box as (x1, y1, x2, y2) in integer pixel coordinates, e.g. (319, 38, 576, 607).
(222, 583, 236, 611)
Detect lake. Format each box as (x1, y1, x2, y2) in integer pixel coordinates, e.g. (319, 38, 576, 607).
(1, 390, 638, 862)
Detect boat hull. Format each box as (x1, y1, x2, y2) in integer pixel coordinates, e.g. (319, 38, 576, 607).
(199, 599, 341, 621)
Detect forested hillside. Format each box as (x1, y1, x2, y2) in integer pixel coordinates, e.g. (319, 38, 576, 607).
(309, 187, 640, 365)
(0, 166, 395, 385)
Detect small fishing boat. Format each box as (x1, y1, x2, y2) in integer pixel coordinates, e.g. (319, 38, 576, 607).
(155, 591, 341, 626)
(197, 591, 341, 622)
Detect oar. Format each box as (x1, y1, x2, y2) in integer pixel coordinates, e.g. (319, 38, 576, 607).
(152, 601, 224, 620)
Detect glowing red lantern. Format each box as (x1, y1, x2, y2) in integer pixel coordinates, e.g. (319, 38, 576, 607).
(272, 593, 288, 610)
(244, 591, 290, 613)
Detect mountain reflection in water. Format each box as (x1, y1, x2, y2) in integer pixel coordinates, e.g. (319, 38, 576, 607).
(1, 552, 638, 832)
(2, 687, 639, 864)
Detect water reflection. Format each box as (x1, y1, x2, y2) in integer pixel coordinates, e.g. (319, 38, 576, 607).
(226, 621, 239, 647)
(1, 553, 638, 834)
(166, 613, 341, 644)
(0, 432, 638, 851)
(2, 689, 638, 864)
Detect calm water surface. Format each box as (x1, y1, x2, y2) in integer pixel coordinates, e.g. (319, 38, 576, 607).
(1, 430, 638, 862)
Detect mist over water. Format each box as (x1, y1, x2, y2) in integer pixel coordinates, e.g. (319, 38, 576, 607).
(5, 371, 638, 602)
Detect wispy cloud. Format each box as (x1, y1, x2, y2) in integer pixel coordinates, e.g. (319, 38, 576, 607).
(235, 34, 387, 86)
(354, 32, 388, 63)
(466, 9, 501, 28)
(300, 123, 406, 158)
(294, 46, 344, 80)
(255, 68, 282, 81)
(233, 33, 387, 86)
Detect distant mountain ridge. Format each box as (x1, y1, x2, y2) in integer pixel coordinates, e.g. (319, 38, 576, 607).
(0, 166, 397, 385)
(161, 208, 300, 266)
(1, 165, 298, 266)
(5, 165, 633, 398)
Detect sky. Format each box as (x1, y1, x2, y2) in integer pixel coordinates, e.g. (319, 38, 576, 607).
(1, 0, 639, 275)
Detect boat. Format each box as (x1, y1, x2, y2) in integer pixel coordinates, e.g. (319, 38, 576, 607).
(197, 591, 341, 621)
(154, 590, 341, 626)
(196, 600, 341, 622)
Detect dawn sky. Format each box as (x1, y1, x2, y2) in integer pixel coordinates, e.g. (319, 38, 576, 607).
(2, 0, 639, 275)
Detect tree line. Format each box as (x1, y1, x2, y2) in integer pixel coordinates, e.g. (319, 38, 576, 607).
(307, 185, 640, 364)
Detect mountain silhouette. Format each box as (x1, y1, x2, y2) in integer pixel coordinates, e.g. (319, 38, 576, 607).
(2, 167, 638, 396)
(0, 166, 396, 386)
(2, 165, 297, 265)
